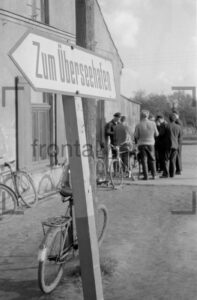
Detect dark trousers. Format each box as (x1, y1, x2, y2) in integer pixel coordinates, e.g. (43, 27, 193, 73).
(120, 151, 129, 172)
(156, 146, 165, 172)
(138, 145, 156, 179)
(163, 148, 177, 177)
(111, 146, 117, 159)
(176, 144, 182, 173)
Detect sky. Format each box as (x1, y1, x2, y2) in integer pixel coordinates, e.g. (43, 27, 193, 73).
(98, 0, 197, 97)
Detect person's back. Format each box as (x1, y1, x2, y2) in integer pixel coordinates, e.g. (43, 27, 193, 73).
(135, 118, 158, 145)
(169, 121, 181, 149)
(134, 110, 158, 180)
(114, 123, 127, 146)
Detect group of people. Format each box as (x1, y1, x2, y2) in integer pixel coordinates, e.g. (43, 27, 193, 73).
(105, 109, 183, 180)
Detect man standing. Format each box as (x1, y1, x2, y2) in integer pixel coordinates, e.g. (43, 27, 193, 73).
(113, 116, 132, 172)
(155, 113, 170, 174)
(173, 110, 183, 175)
(134, 110, 158, 180)
(161, 113, 181, 178)
(105, 112, 121, 159)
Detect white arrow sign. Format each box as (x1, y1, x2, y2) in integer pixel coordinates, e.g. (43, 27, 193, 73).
(9, 31, 116, 100)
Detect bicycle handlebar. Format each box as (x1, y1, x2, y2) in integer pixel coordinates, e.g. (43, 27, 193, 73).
(3, 160, 15, 172)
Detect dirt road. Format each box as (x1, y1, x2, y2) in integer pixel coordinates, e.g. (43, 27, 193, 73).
(0, 144, 197, 300)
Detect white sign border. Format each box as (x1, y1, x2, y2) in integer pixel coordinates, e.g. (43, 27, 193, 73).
(8, 29, 117, 101)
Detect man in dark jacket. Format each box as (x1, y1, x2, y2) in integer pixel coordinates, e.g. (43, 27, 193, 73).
(155, 114, 170, 173)
(105, 112, 121, 158)
(113, 116, 132, 172)
(160, 113, 181, 178)
(173, 110, 183, 174)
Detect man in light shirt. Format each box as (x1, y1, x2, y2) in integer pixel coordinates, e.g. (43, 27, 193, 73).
(134, 110, 159, 180)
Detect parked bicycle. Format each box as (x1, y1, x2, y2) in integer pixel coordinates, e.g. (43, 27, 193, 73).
(0, 160, 37, 222)
(37, 160, 70, 199)
(96, 157, 111, 187)
(38, 187, 108, 293)
(109, 144, 135, 188)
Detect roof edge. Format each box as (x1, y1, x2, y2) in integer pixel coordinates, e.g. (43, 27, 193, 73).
(95, 0, 124, 68)
(121, 94, 141, 105)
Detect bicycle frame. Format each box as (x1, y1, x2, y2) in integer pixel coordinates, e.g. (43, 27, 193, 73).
(110, 144, 135, 180)
(41, 196, 76, 262)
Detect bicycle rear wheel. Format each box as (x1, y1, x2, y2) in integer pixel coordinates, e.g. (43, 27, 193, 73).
(38, 225, 73, 294)
(16, 171, 38, 208)
(0, 184, 17, 222)
(96, 159, 107, 185)
(109, 159, 123, 188)
(97, 204, 108, 247)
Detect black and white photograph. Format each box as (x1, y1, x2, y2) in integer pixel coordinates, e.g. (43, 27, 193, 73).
(0, 0, 197, 299)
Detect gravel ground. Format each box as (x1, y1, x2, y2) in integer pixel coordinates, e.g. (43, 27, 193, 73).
(0, 144, 197, 300)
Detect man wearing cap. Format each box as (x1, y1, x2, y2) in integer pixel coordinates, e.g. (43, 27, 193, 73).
(134, 110, 158, 180)
(105, 112, 121, 158)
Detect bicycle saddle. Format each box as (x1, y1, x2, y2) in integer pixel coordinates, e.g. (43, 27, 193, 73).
(59, 187, 73, 197)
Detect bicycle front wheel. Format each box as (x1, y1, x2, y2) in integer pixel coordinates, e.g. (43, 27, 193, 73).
(109, 159, 123, 188)
(97, 204, 108, 247)
(38, 225, 73, 294)
(0, 184, 17, 222)
(16, 171, 38, 208)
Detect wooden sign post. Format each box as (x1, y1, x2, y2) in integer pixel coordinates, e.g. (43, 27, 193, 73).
(9, 30, 117, 300)
(62, 95, 103, 299)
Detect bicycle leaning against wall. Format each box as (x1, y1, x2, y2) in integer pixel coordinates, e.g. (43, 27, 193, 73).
(0, 159, 37, 222)
(38, 185, 108, 293)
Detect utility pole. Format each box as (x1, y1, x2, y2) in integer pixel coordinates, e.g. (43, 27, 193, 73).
(75, 1, 104, 299)
(76, 0, 97, 198)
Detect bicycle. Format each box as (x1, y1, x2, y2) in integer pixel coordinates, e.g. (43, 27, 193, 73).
(37, 160, 70, 199)
(0, 183, 18, 222)
(96, 157, 112, 187)
(0, 160, 37, 221)
(38, 187, 108, 294)
(109, 144, 135, 188)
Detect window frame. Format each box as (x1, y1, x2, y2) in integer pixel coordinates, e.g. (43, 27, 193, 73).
(31, 102, 51, 166)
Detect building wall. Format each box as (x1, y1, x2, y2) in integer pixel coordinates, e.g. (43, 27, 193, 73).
(0, 1, 139, 197)
(94, 1, 123, 118)
(0, 4, 75, 195)
(94, 1, 122, 145)
(94, 1, 140, 145)
(0, 0, 35, 20)
(49, 0, 75, 34)
(120, 96, 141, 135)
(0, 0, 75, 34)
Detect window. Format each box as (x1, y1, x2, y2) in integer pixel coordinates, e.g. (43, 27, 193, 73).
(32, 93, 53, 163)
(41, 0, 49, 24)
(28, 0, 49, 24)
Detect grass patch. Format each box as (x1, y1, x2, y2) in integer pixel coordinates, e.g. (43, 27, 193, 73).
(100, 256, 118, 276)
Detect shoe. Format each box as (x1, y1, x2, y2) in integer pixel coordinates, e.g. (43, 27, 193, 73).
(175, 171, 181, 175)
(160, 175, 168, 178)
(142, 177, 148, 180)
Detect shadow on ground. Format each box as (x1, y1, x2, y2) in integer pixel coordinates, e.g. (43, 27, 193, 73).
(0, 278, 40, 300)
